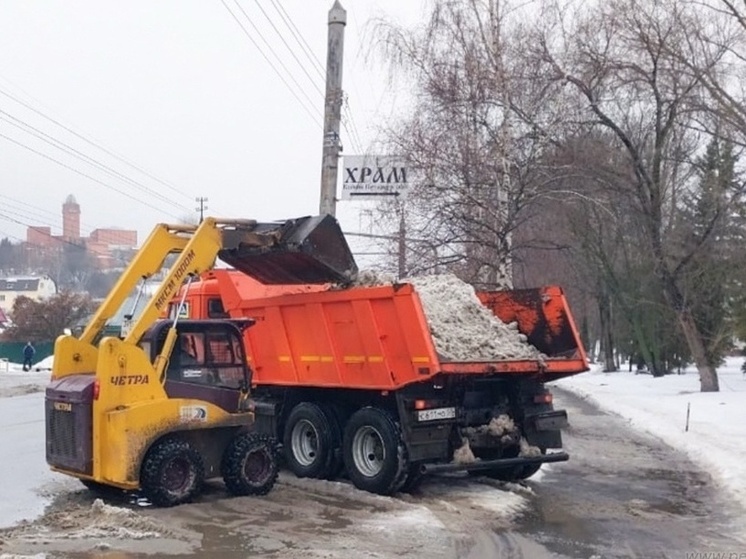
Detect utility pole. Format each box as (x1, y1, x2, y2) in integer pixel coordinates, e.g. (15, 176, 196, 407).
(319, 0, 346, 217)
(195, 197, 208, 224)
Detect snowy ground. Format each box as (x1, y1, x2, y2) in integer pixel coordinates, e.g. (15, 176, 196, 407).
(554, 356, 746, 512)
(1, 354, 745, 537)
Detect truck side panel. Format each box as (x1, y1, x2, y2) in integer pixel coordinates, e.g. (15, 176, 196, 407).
(211, 274, 588, 390)
(235, 285, 440, 389)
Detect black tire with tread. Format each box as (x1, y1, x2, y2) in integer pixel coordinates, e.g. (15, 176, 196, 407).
(140, 438, 205, 507)
(283, 402, 341, 480)
(399, 465, 425, 493)
(342, 407, 408, 496)
(222, 433, 279, 496)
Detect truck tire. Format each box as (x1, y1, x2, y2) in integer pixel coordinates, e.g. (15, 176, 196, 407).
(284, 402, 341, 480)
(342, 407, 408, 495)
(140, 438, 204, 507)
(222, 433, 279, 496)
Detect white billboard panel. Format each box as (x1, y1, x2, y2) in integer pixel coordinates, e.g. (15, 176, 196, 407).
(341, 155, 409, 201)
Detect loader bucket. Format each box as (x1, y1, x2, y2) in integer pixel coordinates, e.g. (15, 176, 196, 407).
(218, 214, 358, 285)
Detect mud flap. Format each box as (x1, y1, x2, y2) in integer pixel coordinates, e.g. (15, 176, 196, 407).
(524, 409, 567, 449)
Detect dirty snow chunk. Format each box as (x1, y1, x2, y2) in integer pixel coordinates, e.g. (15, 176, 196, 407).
(404, 273, 543, 362)
(518, 438, 542, 457)
(486, 414, 516, 437)
(351, 269, 395, 287)
(453, 438, 477, 464)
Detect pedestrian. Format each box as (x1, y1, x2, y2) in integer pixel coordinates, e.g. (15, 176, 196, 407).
(22, 341, 35, 372)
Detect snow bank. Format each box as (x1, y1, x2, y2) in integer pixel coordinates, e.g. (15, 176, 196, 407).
(556, 356, 746, 511)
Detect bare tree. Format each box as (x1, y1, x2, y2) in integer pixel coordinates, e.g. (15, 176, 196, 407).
(375, 0, 571, 288)
(528, 0, 746, 391)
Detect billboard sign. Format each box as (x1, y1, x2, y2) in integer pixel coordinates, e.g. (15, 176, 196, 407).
(341, 155, 409, 201)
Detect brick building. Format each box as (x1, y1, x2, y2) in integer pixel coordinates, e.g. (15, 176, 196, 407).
(25, 195, 137, 269)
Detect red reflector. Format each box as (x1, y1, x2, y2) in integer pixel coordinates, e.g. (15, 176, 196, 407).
(93, 379, 100, 400)
(534, 393, 552, 404)
(414, 399, 427, 410)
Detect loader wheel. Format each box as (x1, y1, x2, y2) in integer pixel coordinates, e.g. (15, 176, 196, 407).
(140, 439, 204, 507)
(284, 402, 341, 480)
(343, 407, 408, 495)
(222, 433, 279, 496)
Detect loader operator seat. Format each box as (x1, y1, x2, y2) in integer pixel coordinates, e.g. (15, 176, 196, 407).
(156, 321, 250, 414)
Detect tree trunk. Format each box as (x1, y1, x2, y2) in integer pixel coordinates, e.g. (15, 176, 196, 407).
(677, 308, 720, 392)
(598, 292, 616, 372)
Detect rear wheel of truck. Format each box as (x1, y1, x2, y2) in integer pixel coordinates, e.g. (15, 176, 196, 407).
(284, 402, 341, 480)
(140, 438, 205, 507)
(222, 433, 279, 496)
(343, 407, 408, 495)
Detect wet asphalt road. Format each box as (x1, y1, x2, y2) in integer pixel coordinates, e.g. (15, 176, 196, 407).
(3, 388, 745, 559)
(511, 388, 746, 557)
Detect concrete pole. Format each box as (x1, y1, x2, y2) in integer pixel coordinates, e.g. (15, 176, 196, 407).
(319, 1, 346, 217)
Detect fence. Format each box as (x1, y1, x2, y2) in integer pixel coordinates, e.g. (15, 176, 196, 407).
(0, 341, 54, 367)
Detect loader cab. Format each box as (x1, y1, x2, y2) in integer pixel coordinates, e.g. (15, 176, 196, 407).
(141, 319, 255, 413)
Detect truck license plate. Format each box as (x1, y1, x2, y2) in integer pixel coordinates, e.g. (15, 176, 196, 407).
(417, 407, 456, 422)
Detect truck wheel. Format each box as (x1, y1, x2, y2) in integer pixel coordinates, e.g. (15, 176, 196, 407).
(399, 465, 424, 493)
(284, 402, 341, 480)
(343, 407, 408, 495)
(140, 439, 204, 507)
(222, 433, 279, 496)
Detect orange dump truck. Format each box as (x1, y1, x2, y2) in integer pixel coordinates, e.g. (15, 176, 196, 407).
(171, 269, 589, 495)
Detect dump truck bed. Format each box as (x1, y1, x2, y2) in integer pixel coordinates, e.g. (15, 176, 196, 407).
(215, 274, 589, 390)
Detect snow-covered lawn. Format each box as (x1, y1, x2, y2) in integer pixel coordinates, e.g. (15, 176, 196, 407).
(555, 356, 746, 511)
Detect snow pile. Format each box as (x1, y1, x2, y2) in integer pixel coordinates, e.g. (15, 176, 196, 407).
(351, 269, 395, 287)
(556, 356, 746, 511)
(405, 274, 542, 362)
(3, 497, 173, 547)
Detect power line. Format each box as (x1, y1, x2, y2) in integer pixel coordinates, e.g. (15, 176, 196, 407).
(252, 0, 325, 98)
(0, 83, 191, 204)
(264, 1, 365, 154)
(0, 131, 183, 220)
(269, 0, 327, 79)
(0, 193, 136, 243)
(0, 110, 191, 213)
(231, 0, 323, 118)
(220, 0, 322, 127)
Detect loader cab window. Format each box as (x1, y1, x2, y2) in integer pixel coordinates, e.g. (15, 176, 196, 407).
(165, 327, 247, 389)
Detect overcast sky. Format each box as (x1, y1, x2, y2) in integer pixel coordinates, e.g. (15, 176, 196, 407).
(0, 1, 423, 248)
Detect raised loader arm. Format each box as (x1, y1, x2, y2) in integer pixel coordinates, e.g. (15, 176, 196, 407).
(52, 214, 357, 380)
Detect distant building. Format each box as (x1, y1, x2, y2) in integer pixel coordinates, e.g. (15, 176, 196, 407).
(25, 195, 138, 269)
(0, 276, 57, 313)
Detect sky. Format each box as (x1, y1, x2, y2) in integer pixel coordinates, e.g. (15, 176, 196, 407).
(0, 1, 424, 250)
